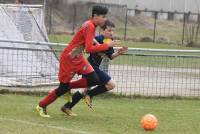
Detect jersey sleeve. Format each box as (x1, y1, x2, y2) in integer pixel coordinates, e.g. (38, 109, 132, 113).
(84, 24, 109, 53)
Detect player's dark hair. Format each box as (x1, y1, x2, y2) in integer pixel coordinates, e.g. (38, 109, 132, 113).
(101, 20, 115, 30)
(92, 5, 108, 17)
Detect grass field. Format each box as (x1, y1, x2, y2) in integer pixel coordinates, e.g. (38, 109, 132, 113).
(0, 94, 200, 134)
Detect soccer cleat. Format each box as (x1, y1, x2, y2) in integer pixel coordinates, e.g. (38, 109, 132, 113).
(84, 95, 94, 110)
(61, 106, 77, 117)
(36, 105, 50, 118)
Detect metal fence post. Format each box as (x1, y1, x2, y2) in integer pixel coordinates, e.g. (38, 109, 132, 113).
(124, 8, 128, 40)
(48, 1, 52, 34)
(195, 14, 200, 43)
(182, 13, 186, 45)
(153, 11, 158, 42)
(72, 4, 77, 34)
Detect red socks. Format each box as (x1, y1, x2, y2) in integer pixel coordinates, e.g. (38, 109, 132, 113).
(69, 78, 88, 89)
(39, 89, 58, 107)
(39, 78, 88, 108)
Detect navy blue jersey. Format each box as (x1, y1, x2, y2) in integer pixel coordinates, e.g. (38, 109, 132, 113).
(87, 35, 114, 67)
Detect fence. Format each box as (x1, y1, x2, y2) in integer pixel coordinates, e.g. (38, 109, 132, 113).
(125, 9, 200, 46)
(107, 48, 200, 97)
(1, 1, 200, 46)
(44, 1, 200, 46)
(0, 40, 199, 97)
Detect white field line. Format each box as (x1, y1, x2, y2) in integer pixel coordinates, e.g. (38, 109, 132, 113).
(0, 117, 92, 134)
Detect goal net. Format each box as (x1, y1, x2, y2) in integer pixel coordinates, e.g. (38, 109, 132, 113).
(0, 4, 59, 87)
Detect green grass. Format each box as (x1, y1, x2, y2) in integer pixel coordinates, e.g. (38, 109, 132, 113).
(0, 94, 200, 134)
(49, 34, 73, 44)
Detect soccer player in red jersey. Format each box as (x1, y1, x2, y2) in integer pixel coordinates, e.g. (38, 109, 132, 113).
(36, 5, 119, 117)
(61, 20, 128, 116)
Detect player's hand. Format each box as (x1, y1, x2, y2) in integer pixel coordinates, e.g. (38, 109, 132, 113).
(117, 46, 128, 54)
(108, 40, 120, 47)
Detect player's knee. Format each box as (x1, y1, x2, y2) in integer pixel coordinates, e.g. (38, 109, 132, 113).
(55, 83, 70, 97)
(85, 72, 100, 87)
(105, 80, 116, 90)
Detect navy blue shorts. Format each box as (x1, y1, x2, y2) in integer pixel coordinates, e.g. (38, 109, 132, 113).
(93, 66, 111, 85)
(83, 65, 111, 85)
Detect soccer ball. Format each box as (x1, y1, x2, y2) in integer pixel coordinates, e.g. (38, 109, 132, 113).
(141, 114, 158, 131)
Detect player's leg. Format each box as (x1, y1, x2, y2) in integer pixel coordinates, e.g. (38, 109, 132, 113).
(84, 68, 115, 107)
(68, 71, 100, 89)
(63, 67, 115, 112)
(36, 54, 74, 117)
(86, 79, 115, 96)
(36, 83, 70, 117)
(84, 79, 115, 107)
(61, 71, 100, 116)
(61, 58, 100, 116)
(89, 66, 114, 94)
(105, 79, 116, 90)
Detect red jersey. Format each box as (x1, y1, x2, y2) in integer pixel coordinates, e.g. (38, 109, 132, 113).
(59, 19, 109, 83)
(63, 19, 109, 55)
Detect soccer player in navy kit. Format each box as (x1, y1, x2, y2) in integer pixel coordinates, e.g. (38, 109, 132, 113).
(61, 20, 128, 116)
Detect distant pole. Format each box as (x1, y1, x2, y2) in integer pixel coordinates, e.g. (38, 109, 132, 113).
(44, 0, 46, 12)
(72, 5, 77, 34)
(43, 0, 46, 23)
(49, 1, 52, 34)
(124, 8, 128, 40)
(153, 11, 158, 42)
(184, 0, 187, 12)
(182, 13, 186, 45)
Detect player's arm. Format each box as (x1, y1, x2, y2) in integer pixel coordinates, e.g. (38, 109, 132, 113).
(93, 38, 99, 44)
(84, 24, 108, 53)
(84, 25, 118, 53)
(110, 46, 128, 60)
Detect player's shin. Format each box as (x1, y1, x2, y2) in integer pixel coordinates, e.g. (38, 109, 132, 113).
(63, 91, 83, 109)
(84, 85, 108, 109)
(87, 85, 108, 97)
(61, 91, 83, 116)
(39, 89, 58, 108)
(39, 83, 70, 108)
